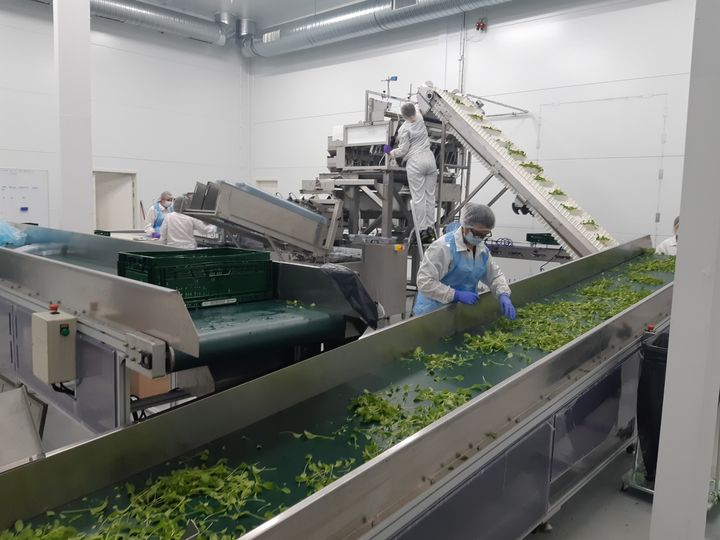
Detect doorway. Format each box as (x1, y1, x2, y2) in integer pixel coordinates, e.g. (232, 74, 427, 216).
(94, 172, 138, 230)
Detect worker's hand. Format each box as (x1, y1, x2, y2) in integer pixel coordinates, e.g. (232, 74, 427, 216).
(151, 232, 161, 239)
(453, 290, 479, 305)
(499, 293, 516, 320)
(383, 144, 393, 154)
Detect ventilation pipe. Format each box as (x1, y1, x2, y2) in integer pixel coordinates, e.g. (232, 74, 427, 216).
(31, 0, 232, 45)
(241, 0, 512, 58)
(91, 0, 232, 45)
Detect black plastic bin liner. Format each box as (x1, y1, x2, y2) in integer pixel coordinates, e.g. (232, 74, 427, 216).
(636, 330, 670, 481)
(320, 264, 379, 329)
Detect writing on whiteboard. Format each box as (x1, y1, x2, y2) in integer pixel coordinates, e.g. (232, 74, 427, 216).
(0, 169, 49, 226)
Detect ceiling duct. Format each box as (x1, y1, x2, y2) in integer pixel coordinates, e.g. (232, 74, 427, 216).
(241, 0, 512, 58)
(91, 0, 231, 45)
(30, 0, 231, 45)
(28, 0, 510, 56)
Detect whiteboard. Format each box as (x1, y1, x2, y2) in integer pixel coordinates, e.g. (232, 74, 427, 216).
(0, 169, 49, 226)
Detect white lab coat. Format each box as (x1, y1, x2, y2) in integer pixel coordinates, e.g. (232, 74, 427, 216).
(390, 113, 438, 231)
(160, 212, 217, 250)
(655, 236, 677, 256)
(417, 226, 511, 304)
(144, 203, 171, 234)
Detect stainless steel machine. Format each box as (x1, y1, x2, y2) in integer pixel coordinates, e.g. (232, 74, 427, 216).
(0, 236, 675, 539)
(182, 89, 612, 320)
(0, 226, 375, 434)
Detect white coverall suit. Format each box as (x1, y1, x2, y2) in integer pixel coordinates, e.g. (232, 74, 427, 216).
(390, 113, 438, 231)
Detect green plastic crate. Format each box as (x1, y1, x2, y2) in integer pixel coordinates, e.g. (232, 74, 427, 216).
(117, 248, 274, 308)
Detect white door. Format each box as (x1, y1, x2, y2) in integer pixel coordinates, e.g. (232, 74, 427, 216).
(94, 172, 137, 230)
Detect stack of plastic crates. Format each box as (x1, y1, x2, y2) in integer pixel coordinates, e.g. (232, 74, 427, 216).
(118, 248, 274, 309)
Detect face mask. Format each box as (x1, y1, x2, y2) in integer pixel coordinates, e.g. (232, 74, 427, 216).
(161, 200, 172, 209)
(464, 233, 483, 246)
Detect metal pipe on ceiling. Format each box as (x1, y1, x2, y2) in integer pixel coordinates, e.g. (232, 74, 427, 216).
(29, 0, 232, 45)
(91, 0, 230, 45)
(241, 0, 512, 58)
(29, 0, 513, 57)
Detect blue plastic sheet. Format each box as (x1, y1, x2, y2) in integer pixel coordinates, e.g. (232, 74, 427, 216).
(0, 221, 26, 247)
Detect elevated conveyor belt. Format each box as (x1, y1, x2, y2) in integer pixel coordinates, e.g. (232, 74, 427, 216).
(419, 87, 618, 258)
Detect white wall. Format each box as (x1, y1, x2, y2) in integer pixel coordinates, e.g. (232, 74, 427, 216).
(0, 0, 694, 277)
(0, 0, 250, 229)
(249, 0, 693, 278)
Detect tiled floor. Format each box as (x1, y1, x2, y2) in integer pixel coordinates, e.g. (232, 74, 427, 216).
(544, 452, 720, 540)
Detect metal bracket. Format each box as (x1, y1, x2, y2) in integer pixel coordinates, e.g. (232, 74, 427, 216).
(124, 332, 168, 379)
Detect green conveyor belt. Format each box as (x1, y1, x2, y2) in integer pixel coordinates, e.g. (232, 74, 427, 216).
(172, 300, 347, 371)
(3, 254, 675, 540)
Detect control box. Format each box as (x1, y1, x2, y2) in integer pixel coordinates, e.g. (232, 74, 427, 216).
(32, 308, 77, 384)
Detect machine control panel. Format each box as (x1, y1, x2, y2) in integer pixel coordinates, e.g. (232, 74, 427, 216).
(31, 305, 77, 384)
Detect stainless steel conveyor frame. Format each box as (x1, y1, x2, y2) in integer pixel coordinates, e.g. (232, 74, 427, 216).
(0, 226, 372, 433)
(418, 86, 618, 258)
(0, 236, 673, 539)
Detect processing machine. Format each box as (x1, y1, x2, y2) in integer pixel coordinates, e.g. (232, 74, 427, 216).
(0, 236, 678, 539)
(0, 225, 377, 436)
(180, 87, 616, 321)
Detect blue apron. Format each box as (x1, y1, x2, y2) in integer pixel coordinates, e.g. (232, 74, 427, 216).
(152, 202, 171, 233)
(414, 232, 489, 316)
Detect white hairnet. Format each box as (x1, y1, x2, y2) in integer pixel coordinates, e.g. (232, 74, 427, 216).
(401, 102, 416, 119)
(160, 191, 173, 201)
(173, 195, 186, 212)
(460, 203, 495, 229)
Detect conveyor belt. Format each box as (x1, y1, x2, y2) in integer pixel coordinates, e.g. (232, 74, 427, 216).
(2, 250, 674, 538)
(13, 242, 349, 372)
(171, 300, 347, 371)
(420, 88, 618, 258)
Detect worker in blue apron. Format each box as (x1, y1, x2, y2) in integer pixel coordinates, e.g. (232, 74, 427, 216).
(414, 203, 516, 319)
(144, 191, 174, 236)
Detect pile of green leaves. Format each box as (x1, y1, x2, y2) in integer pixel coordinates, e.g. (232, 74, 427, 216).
(520, 162, 544, 173)
(295, 455, 356, 494)
(349, 383, 491, 461)
(466, 279, 650, 355)
(402, 346, 472, 380)
(3, 453, 289, 540)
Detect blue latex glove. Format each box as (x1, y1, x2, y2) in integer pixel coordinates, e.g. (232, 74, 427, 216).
(453, 290, 478, 305)
(151, 232, 161, 239)
(499, 293, 516, 320)
(383, 144, 393, 154)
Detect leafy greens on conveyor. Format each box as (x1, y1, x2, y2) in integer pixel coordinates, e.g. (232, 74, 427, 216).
(1, 254, 674, 539)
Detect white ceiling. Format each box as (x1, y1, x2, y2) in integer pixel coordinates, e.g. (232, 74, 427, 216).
(141, 0, 367, 29)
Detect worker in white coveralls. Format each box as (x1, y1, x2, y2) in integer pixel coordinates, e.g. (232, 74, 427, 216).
(655, 216, 679, 256)
(160, 195, 217, 250)
(144, 191, 174, 236)
(414, 203, 517, 320)
(384, 102, 438, 244)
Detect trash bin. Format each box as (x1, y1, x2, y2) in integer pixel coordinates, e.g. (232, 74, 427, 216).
(636, 330, 669, 481)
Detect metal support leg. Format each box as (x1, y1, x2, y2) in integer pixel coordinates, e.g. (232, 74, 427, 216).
(487, 186, 508, 207)
(362, 216, 382, 235)
(381, 172, 394, 239)
(446, 171, 495, 222)
(346, 187, 361, 235)
(465, 151, 472, 200)
(436, 122, 447, 235)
